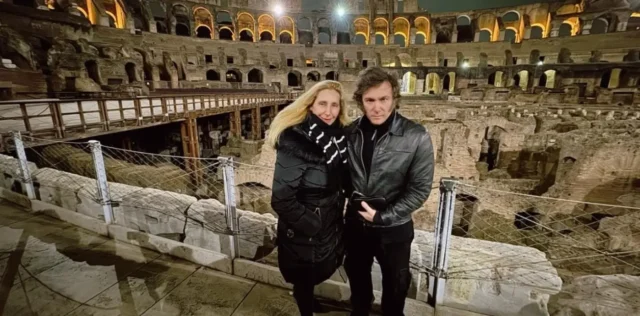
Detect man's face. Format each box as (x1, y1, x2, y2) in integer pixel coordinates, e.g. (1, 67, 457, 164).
(362, 81, 394, 125)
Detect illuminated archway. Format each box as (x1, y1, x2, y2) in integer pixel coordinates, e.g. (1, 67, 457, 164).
(456, 15, 473, 42)
(393, 17, 410, 47)
(258, 14, 275, 42)
(477, 13, 498, 41)
(278, 16, 296, 44)
(401, 72, 417, 95)
(354, 18, 370, 44)
(102, 0, 126, 29)
(194, 7, 214, 38)
(530, 25, 545, 39)
(373, 18, 389, 45)
(415, 17, 431, 44)
(237, 12, 256, 42)
(425, 73, 441, 94)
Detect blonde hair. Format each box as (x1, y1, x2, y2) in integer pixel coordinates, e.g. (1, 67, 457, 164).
(267, 80, 350, 148)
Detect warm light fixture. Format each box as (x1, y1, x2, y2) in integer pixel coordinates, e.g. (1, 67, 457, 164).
(274, 4, 284, 15)
(537, 61, 544, 66)
(461, 62, 469, 68)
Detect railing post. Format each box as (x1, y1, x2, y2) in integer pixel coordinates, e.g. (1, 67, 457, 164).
(89, 140, 114, 224)
(12, 131, 35, 200)
(221, 157, 239, 259)
(428, 177, 457, 307)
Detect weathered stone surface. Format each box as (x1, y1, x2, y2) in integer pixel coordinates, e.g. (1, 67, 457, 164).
(0, 154, 37, 191)
(237, 208, 277, 259)
(549, 275, 640, 316)
(413, 230, 561, 316)
(183, 199, 231, 255)
(117, 188, 196, 237)
(33, 168, 95, 212)
(598, 211, 640, 252)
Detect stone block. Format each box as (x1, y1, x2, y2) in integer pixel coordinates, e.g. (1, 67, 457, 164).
(33, 168, 95, 212)
(412, 230, 561, 316)
(184, 199, 232, 256)
(117, 187, 196, 237)
(236, 208, 277, 259)
(108, 224, 232, 273)
(549, 275, 640, 316)
(0, 154, 37, 190)
(31, 199, 109, 236)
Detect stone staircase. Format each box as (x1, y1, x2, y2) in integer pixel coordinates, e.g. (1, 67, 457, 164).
(1, 58, 17, 69)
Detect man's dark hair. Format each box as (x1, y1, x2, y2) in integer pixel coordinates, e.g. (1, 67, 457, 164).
(352, 67, 401, 111)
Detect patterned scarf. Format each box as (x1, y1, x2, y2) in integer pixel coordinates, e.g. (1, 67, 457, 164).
(304, 114, 348, 170)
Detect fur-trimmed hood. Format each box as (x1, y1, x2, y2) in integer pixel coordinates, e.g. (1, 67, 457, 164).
(276, 125, 325, 164)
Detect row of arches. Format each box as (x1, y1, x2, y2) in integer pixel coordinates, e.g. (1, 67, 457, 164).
(202, 69, 337, 86)
(401, 72, 456, 95)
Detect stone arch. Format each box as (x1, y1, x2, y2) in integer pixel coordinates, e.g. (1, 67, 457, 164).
(217, 11, 234, 39)
(194, 7, 214, 37)
(258, 14, 276, 42)
(540, 69, 556, 88)
(502, 11, 520, 22)
(298, 17, 312, 30)
(172, 4, 190, 36)
(156, 21, 168, 34)
(456, 15, 473, 42)
(239, 29, 254, 41)
(104, 0, 127, 28)
(478, 29, 492, 42)
(443, 72, 456, 92)
(396, 53, 414, 67)
(237, 12, 255, 41)
(288, 70, 302, 86)
(559, 22, 573, 36)
(477, 13, 498, 41)
(354, 18, 370, 44)
(591, 17, 609, 34)
(513, 70, 531, 90)
(530, 25, 545, 39)
(425, 73, 441, 94)
(278, 16, 296, 43)
(307, 71, 320, 82)
(373, 17, 389, 45)
(326, 71, 337, 80)
(219, 28, 234, 40)
(196, 25, 212, 38)
(206, 69, 220, 81)
(401, 71, 417, 95)
(317, 18, 331, 44)
(125, 62, 137, 83)
(393, 17, 410, 47)
(504, 28, 518, 43)
(248, 68, 263, 83)
(530, 49, 541, 64)
(414, 17, 431, 44)
(226, 69, 242, 82)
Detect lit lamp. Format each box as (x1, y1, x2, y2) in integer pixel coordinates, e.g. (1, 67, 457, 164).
(336, 7, 345, 17)
(274, 4, 284, 16)
(537, 61, 544, 66)
(461, 61, 469, 68)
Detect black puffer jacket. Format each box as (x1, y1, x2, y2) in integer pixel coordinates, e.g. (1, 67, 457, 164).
(271, 122, 345, 284)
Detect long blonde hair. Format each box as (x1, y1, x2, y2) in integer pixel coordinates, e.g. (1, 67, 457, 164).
(267, 80, 350, 148)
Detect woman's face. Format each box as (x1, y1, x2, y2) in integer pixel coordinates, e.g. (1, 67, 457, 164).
(309, 89, 341, 125)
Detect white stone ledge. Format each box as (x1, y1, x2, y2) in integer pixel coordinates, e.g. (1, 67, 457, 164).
(108, 224, 233, 274)
(31, 199, 108, 236)
(233, 258, 434, 315)
(0, 187, 31, 209)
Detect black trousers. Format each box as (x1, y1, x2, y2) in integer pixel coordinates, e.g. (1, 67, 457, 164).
(344, 221, 413, 316)
(293, 282, 315, 316)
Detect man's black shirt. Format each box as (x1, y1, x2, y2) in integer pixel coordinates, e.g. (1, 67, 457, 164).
(360, 111, 394, 178)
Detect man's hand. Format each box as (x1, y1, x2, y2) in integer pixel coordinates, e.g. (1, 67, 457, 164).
(359, 201, 377, 222)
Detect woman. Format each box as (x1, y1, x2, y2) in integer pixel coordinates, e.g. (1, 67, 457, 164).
(268, 80, 350, 316)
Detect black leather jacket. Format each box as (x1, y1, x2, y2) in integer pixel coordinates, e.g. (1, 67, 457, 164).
(345, 112, 435, 228)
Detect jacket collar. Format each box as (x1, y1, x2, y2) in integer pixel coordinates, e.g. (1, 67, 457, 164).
(352, 111, 404, 136)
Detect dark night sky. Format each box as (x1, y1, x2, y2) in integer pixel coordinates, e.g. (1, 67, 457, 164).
(302, 0, 561, 13)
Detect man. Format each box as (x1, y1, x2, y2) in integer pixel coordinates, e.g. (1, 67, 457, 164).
(344, 67, 435, 316)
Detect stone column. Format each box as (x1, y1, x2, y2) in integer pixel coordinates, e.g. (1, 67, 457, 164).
(550, 21, 561, 37)
(230, 110, 242, 137)
(523, 26, 531, 39)
(617, 16, 630, 32)
(313, 28, 319, 44)
(498, 30, 506, 41)
(331, 33, 338, 44)
(213, 28, 219, 40)
(254, 23, 259, 42)
(474, 31, 480, 42)
(416, 79, 425, 94)
(409, 27, 417, 44)
(581, 20, 593, 35)
(251, 107, 261, 140)
(451, 31, 458, 43)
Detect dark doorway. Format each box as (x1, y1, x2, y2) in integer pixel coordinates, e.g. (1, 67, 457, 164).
(85, 60, 100, 84)
(207, 70, 220, 81)
(125, 63, 137, 83)
(248, 69, 263, 83)
(196, 26, 211, 38)
(219, 29, 233, 40)
(176, 24, 190, 36)
(288, 72, 300, 86)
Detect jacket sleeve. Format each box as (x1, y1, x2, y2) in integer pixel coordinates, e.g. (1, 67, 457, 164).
(271, 150, 322, 237)
(379, 130, 435, 226)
